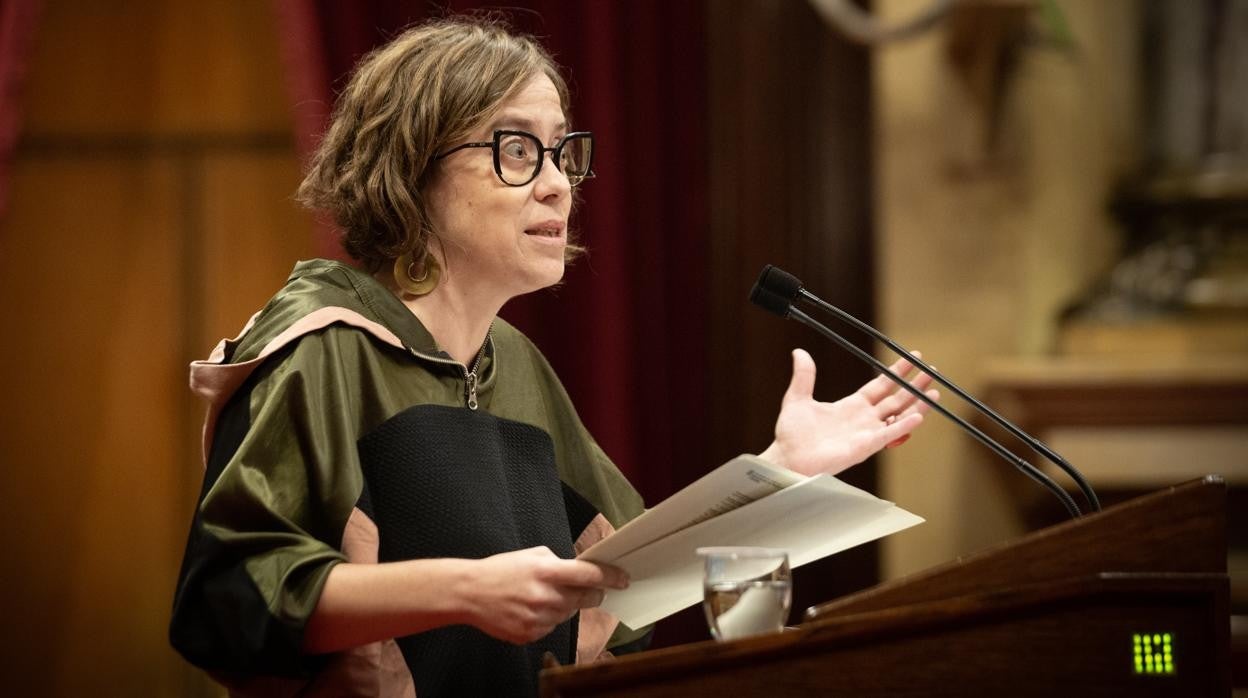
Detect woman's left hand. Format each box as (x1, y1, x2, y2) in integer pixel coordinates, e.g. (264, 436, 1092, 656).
(758, 349, 939, 477)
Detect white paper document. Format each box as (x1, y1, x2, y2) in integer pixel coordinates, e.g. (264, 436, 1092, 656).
(578, 454, 923, 630)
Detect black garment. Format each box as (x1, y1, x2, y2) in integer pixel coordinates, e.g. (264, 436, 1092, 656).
(171, 260, 646, 696)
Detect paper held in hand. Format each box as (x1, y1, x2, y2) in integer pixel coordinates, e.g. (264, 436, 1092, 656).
(578, 454, 924, 630)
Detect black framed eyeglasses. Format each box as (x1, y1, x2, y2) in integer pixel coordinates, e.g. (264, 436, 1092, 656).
(436, 130, 595, 187)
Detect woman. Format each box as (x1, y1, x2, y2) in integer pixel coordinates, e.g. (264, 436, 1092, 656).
(170, 17, 935, 698)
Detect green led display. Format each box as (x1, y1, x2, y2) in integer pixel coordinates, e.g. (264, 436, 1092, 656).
(1132, 633, 1175, 675)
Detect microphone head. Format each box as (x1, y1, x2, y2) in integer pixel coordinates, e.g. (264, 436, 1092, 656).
(749, 265, 804, 318)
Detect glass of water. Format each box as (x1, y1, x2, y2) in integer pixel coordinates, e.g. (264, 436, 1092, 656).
(697, 547, 792, 641)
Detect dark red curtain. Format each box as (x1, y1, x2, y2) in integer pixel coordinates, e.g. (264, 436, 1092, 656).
(0, 0, 42, 221)
(273, 0, 710, 506)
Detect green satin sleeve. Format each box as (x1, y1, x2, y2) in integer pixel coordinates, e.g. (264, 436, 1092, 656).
(170, 330, 366, 676)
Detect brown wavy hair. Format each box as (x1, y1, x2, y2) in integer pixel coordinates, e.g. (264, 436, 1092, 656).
(296, 18, 574, 273)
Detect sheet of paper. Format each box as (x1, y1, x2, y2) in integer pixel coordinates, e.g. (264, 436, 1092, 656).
(586, 471, 923, 630)
(580, 454, 805, 564)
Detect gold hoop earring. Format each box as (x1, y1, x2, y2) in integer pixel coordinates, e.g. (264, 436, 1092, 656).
(393, 251, 440, 296)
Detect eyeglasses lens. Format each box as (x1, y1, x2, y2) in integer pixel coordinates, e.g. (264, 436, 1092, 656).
(494, 131, 594, 186)
(497, 133, 538, 186)
(565, 136, 595, 186)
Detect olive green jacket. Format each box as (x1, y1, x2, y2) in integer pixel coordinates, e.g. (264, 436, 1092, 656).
(170, 259, 645, 697)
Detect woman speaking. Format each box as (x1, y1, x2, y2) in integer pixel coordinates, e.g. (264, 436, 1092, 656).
(169, 17, 935, 697)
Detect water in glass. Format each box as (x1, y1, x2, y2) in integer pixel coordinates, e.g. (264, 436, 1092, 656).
(698, 547, 792, 641)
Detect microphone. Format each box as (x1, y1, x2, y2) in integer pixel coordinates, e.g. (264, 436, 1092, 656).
(750, 264, 1099, 519)
(749, 266, 803, 317)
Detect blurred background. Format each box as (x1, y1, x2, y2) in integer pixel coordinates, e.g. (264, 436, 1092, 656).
(0, 0, 1245, 694)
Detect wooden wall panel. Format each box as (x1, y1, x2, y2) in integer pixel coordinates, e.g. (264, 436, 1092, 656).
(198, 152, 316, 349)
(1, 2, 311, 695)
(25, 1, 292, 136)
(0, 158, 188, 695)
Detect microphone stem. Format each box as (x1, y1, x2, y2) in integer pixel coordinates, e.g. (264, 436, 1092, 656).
(788, 307, 1084, 519)
(798, 290, 1101, 513)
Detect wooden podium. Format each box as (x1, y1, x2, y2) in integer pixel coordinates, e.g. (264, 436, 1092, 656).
(541, 477, 1231, 697)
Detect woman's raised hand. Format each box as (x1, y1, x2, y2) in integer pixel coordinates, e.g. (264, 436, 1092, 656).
(466, 546, 628, 645)
(758, 349, 939, 477)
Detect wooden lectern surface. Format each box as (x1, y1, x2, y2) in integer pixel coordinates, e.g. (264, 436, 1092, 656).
(808, 475, 1226, 620)
(541, 477, 1231, 697)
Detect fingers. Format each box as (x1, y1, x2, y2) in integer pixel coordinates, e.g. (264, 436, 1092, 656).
(886, 433, 911, 448)
(875, 412, 923, 451)
(901, 388, 941, 418)
(858, 351, 922, 404)
(478, 550, 628, 645)
(547, 561, 623, 614)
(562, 586, 606, 610)
(544, 558, 629, 591)
(783, 349, 817, 403)
(874, 372, 937, 418)
(882, 388, 938, 448)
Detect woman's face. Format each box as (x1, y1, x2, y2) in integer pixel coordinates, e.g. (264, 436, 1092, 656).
(426, 73, 573, 304)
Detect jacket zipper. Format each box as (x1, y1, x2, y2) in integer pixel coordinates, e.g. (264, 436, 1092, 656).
(463, 340, 487, 410)
(407, 328, 492, 411)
